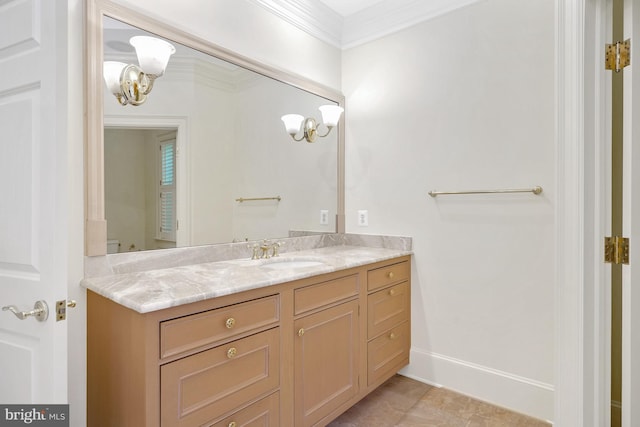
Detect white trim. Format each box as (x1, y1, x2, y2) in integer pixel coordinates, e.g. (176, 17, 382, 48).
(103, 116, 190, 247)
(248, 0, 484, 49)
(555, 0, 586, 425)
(247, 0, 343, 47)
(555, 0, 610, 426)
(592, 1, 612, 425)
(404, 348, 554, 422)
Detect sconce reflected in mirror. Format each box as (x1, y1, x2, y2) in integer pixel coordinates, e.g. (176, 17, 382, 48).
(281, 105, 344, 143)
(103, 36, 175, 106)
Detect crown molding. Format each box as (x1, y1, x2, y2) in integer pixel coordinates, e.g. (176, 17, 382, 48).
(249, 0, 484, 49)
(247, 0, 343, 48)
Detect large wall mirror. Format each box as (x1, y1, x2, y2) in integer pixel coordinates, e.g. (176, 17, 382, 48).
(86, 0, 345, 256)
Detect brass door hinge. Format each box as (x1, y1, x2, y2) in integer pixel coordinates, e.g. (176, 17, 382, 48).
(604, 236, 630, 265)
(606, 39, 631, 72)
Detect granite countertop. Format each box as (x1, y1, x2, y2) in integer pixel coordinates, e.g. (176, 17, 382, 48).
(81, 245, 412, 314)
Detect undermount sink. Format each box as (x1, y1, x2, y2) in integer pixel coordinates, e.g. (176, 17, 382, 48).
(261, 260, 326, 270)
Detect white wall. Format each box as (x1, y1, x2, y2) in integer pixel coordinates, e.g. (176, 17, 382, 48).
(342, 0, 555, 421)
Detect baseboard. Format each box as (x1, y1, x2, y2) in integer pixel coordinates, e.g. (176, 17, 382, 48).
(400, 348, 554, 423)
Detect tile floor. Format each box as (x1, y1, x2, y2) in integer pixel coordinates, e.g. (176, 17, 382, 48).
(328, 375, 551, 427)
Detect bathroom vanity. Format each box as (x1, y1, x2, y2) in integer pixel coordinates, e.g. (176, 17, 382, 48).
(84, 3, 410, 423)
(85, 246, 411, 427)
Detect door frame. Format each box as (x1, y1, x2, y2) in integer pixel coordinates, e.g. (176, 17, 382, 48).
(103, 115, 189, 247)
(556, 0, 612, 426)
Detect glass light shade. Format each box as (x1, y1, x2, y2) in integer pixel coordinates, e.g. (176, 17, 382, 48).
(281, 114, 304, 135)
(319, 105, 344, 127)
(103, 61, 127, 94)
(129, 36, 176, 77)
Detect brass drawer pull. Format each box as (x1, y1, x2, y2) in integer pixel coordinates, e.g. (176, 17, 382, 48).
(387, 271, 395, 280)
(298, 328, 305, 337)
(228, 422, 237, 427)
(389, 288, 397, 296)
(389, 332, 397, 340)
(227, 347, 237, 359)
(225, 317, 236, 329)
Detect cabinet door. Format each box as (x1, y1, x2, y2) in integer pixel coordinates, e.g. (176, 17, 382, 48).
(294, 300, 359, 427)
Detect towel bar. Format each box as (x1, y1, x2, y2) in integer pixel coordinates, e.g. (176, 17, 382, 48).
(428, 186, 543, 197)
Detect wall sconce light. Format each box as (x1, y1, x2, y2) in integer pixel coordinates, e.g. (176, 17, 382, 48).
(281, 105, 344, 142)
(103, 36, 176, 106)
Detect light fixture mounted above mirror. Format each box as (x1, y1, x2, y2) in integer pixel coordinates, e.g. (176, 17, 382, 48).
(281, 105, 344, 143)
(103, 36, 175, 106)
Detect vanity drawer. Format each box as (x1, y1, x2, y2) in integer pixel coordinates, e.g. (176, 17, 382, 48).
(210, 392, 279, 427)
(367, 260, 410, 292)
(160, 295, 280, 359)
(294, 274, 359, 315)
(161, 327, 280, 427)
(367, 321, 410, 386)
(368, 282, 410, 339)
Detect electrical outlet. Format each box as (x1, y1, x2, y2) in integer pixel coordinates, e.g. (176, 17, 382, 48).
(357, 210, 368, 226)
(320, 210, 329, 225)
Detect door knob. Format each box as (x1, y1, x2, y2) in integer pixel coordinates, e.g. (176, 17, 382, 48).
(2, 300, 49, 322)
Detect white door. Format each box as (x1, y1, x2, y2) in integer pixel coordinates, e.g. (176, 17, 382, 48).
(0, 0, 69, 405)
(622, 0, 640, 424)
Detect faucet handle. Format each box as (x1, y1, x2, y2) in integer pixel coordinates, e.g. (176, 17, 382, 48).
(247, 243, 260, 260)
(271, 241, 284, 257)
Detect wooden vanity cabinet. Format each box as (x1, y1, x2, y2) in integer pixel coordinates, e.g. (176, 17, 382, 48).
(88, 287, 282, 427)
(366, 260, 411, 389)
(87, 255, 411, 427)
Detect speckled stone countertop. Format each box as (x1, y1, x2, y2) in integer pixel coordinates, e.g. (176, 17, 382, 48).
(81, 235, 412, 314)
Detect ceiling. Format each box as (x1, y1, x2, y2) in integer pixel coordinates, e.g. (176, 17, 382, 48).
(249, 0, 482, 49)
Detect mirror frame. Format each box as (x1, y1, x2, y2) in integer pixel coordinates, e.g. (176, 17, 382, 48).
(85, 0, 345, 256)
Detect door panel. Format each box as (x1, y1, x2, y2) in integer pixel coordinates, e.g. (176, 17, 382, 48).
(0, 0, 67, 404)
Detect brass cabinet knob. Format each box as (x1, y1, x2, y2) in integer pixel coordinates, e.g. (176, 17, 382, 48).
(228, 422, 237, 427)
(389, 289, 396, 296)
(227, 347, 237, 359)
(389, 332, 397, 340)
(298, 328, 305, 337)
(225, 317, 236, 329)
(387, 271, 395, 279)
